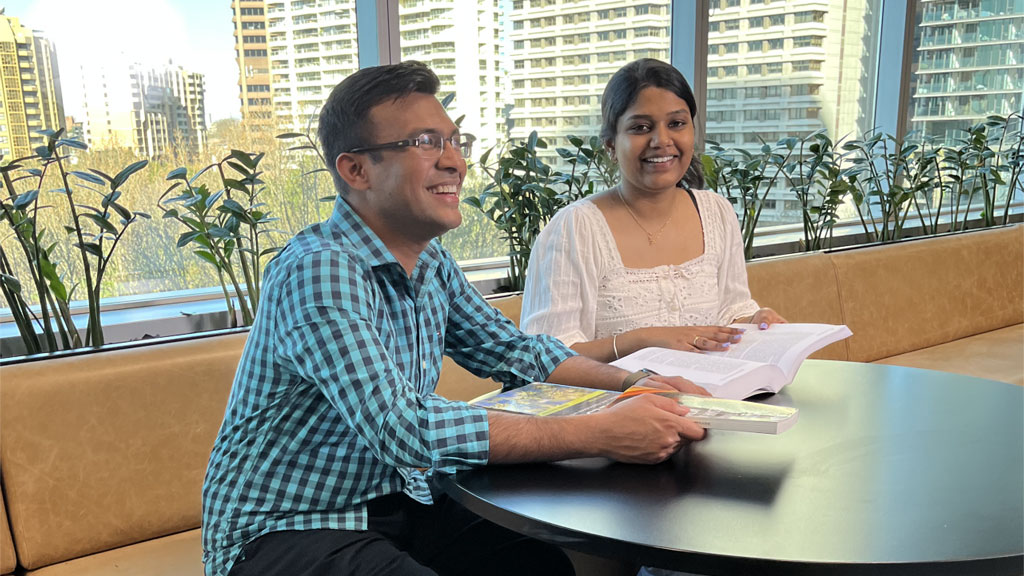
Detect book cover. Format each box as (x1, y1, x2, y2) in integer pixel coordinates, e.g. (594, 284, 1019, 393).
(470, 383, 798, 434)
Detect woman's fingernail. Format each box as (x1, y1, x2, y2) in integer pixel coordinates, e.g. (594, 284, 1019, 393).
(731, 334, 742, 341)
(721, 342, 730, 348)
(759, 322, 768, 330)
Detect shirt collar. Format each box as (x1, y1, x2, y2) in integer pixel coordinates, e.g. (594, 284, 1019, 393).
(327, 196, 400, 269)
(326, 196, 444, 283)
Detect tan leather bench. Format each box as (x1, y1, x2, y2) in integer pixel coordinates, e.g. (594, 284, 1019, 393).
(0, 333, 245, 575)
(746, 224, 1023, 385)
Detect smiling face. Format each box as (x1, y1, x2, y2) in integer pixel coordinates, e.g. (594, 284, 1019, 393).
(607, 86, 695, 197)
(342, 92, 466, 252)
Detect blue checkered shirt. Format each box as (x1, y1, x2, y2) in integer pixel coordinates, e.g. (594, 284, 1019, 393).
(201, 198, 574, 576)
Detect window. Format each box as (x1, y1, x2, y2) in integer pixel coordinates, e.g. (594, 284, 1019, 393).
(704, 0, 882, 226)
(907, 2, 1024, 145)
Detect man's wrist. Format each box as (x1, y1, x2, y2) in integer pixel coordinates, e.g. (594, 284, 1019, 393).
(620, 368, 658, 392)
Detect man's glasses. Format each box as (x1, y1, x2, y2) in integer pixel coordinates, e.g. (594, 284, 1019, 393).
(346, 132, 475, 159)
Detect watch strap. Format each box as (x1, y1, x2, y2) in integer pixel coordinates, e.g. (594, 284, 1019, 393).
(621, 368, 658, 392)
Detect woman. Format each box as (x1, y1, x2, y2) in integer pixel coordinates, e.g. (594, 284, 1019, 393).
(521, 59, 784, 361)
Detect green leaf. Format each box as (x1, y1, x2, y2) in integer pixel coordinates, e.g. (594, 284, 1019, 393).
(101, 190, 122, 208)
(0, 273, 21, 293)
(260, 246, 283, 257)
(223, 178, 248, 193)
(135, 211, 151, 219)
(112, 160, 149, 189)
(67, 170, 104, 186)
(209, 226, 232, 239)
(193, 250, 220, 266)
(57, 138, 88, 150)
(109, 201, 133, 221)
(74, 241, 103, 257)
(166, 167, 189, 181)
(177, 231, 201, 247)
(12, 189, 39, 209)
(440, 92, 456, 109)
(230, 150, 257, 171)
(162, 209, 179, 219)
(81, 212, 118, 235)
(89, 168, 114, 183)
(276, 132, 306, 140)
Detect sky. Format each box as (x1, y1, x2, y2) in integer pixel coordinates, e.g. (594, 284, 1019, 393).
(2, 0, 241, 122)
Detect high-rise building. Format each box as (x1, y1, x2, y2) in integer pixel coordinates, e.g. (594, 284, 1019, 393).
(398, 0, 507, 152)
(911, 0, 1023, 144)
(264, 0, 359, 132)
(232, 0, 273, 130)
(507, 0, 672, 164)
(0, 14, 65, 160)
(705, 0, 878, 152)
(705, 0, 879, 224)
(83, 59, 207, 158)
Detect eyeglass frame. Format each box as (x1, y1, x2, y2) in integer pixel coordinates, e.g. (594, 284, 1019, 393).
(344, 131, 475, 159)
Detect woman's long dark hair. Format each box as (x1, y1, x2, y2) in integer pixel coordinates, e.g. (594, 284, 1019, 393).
(600, 59, 704, 190)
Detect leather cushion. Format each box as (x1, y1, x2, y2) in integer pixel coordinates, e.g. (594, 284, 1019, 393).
(746, 252, 848, 360)
(874, 324, 1024, 386)
(1, 333, 245, 569)
(0, 493, 15, 574)
(830, 225, 1023, 362)
(23, 529, 202, 576)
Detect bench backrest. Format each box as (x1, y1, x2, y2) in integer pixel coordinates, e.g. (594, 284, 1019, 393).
(0, 333, 245, 570)
(747, 225, 1023, 362)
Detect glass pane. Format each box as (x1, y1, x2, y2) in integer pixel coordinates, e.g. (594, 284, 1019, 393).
(398, 0, 671, 262)
(909, 0, 1024, 144)
(705, 0, 883, 226)
(0, 1, 353, 307)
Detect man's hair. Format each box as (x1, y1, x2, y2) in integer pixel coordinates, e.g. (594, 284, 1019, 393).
(599, 58, 704, 189)
(318, 61, 440, 195)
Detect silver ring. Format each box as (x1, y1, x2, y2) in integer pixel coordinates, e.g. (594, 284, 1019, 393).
(692, 336, 700, 347)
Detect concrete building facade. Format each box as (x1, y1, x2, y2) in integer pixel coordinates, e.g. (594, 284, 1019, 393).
(0, 14, 65, 160)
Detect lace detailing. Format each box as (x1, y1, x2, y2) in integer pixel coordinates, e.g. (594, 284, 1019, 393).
(578, 190, 732, 339)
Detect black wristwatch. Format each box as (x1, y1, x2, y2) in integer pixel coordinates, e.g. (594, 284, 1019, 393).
(620, 368, 658, 392)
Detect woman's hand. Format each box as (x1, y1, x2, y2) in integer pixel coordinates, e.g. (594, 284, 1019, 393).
(623, 325, 745, 354)
(740, 307, 787, 330)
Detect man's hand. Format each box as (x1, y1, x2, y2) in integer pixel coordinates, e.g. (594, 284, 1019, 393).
(636, 374, 710, 397)
(589, 394, 706, 464)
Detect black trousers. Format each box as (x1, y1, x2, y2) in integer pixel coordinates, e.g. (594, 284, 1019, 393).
(226, 492, 575, 576)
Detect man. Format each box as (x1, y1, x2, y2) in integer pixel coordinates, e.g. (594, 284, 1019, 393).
(202, 61, 707, 576)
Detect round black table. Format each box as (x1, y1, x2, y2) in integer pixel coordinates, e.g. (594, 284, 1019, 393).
(441, 361, 1024, 575)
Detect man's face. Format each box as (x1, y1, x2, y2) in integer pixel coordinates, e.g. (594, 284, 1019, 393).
(351, 92, 467, 249)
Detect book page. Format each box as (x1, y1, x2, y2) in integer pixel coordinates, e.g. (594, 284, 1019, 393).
(611, 347, 778, 398)
(708, 323, 852, 382)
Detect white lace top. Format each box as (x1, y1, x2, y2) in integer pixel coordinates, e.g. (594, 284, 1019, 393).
(520, 189, 760, 346)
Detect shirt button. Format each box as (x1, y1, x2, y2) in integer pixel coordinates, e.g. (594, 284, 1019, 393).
(670, 304, 680, 312)
(422, 361, 427, 370)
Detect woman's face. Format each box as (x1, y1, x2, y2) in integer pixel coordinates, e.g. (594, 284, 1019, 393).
(608, 86, 694, 196)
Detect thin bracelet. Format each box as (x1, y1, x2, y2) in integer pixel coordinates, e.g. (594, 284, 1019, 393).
(612, 333, 620, 360)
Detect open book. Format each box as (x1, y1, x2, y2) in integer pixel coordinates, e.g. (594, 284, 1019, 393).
(470, 382, 799, 434)
(610, 323, 852, 400)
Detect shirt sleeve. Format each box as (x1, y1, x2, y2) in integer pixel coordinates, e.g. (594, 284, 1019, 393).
(706, 192, 761, 325)
(273, 248, 490, 474)
(520, 203, 602, 346)
(440, 250, 576, 391)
